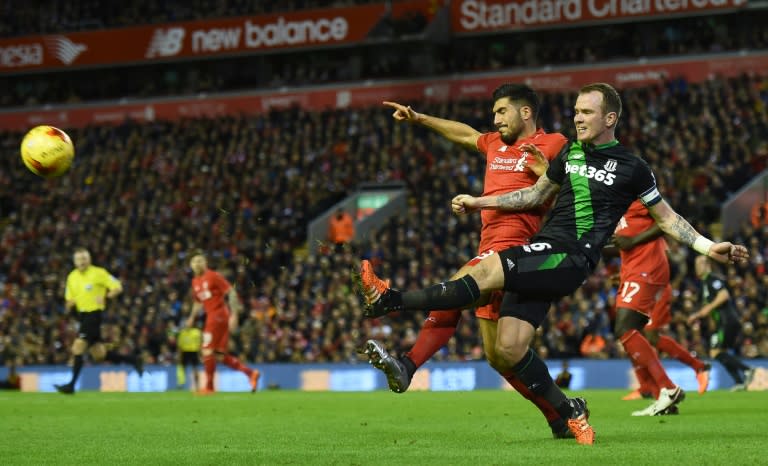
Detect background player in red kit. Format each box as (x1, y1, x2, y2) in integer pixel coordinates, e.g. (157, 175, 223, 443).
(363, 84, 574, 438)
(186, 249, 260, 394)
(613, 200, 711, 401)
(613, 200, 709, 415)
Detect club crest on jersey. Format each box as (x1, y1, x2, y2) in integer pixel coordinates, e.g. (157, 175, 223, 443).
(604, 159, 618, 172)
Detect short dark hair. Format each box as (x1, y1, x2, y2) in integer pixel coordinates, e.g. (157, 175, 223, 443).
(73, 247, 89, 254)
(491, 83, 540, 120)
(579, 82, 622, 122)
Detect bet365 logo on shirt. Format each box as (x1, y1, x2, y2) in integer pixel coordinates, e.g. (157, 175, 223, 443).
(565, 161, 616, 185)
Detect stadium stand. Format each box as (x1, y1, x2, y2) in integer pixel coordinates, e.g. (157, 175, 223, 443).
(1, 74, 767, 365)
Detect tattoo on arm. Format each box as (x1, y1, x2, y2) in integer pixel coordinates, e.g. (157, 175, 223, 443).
(669, 213, 699, 246)
(649, 200, 700, 247)
(497, 176, 559, 211)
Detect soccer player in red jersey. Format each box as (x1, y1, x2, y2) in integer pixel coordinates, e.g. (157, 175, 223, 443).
(363, 84, 574, 438)
(612, 200, 710, 414)
(186, 250, 260, 394)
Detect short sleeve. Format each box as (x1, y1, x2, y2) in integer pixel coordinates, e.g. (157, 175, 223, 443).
(632, 160, 662, 207)
(545, 142, 571, 184)
(476, 132, 493, 154)
(100, 268, 121, 291)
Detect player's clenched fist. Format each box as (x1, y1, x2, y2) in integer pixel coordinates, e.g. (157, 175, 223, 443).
(383, 101, 421, 123)
(452, 194, 478, 214)
(707, 242, 749, 265)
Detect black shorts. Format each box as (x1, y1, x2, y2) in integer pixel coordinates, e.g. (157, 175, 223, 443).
(710, 319, 741, 351)
(499, 292, 552, 329)
(180, 351, 200, 367)
(77, 310, 103, 344)
(497, 241, 591, 328)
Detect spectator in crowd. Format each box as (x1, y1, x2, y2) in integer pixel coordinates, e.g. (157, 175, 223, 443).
(580, 331, 609, 360)
(328, 208, 355, 247)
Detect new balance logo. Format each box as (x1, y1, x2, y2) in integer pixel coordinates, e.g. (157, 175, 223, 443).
(570, 152, 584, 160)
(499, 145, 507, 152)
(146, 27, 185, 58)
(45, 36, 86, 65)
(507, 258, 516, 270)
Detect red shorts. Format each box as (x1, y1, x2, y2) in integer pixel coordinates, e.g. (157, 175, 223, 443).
(645, 283, 672, 330)
(616, 279, 668, 321)
(467, 249, 503, 321)
(203, 318, 229, 352)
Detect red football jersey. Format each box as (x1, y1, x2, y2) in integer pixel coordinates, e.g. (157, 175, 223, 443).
(191, 269, 232, 317)
(476, 129, 567, 252)
(614, 199, 670, 284)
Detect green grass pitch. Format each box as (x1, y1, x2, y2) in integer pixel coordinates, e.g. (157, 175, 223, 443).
(2, 389, 765, 465)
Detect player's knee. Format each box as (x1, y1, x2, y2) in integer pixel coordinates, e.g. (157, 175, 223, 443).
(495, 340, 528, 366)
(614, 308, 646, 337)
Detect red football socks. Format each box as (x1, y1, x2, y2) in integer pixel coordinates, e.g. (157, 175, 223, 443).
(633, 364, 660, 398)
(621, 329, 675, 390)
(203, 354, 216, 390)
(405, 310, 461, 367)
(502, 371, 562, 422)
(223, 354, 253, 376)
(656, 335, 706, 372)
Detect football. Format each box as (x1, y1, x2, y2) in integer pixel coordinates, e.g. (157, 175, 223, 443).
(20, 125, 75, 178)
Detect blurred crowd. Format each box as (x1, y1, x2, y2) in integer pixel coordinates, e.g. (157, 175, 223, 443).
(0, 0, 383, 37)
(2, 10, 767, 108)
(1, 74, 767, 369)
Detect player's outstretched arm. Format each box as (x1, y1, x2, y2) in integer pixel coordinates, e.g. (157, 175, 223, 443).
(687, 289, 730, 324)
(452, 174, 560, 214)
(648, 200, 749, 264)
(383, 101, 482, 151)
